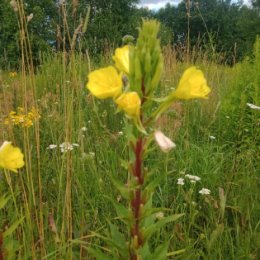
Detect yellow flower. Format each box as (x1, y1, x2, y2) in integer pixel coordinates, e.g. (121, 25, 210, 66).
(116, 92, 141, 118)
(0, 141, 25, 173)
(9, 71, 17, 78)
(87, 66, 122, 99)
(173, 67, 211, 100)
(113, 45, 129, 74)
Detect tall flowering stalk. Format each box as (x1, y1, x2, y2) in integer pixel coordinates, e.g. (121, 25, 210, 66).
(86, 19, 211, 260)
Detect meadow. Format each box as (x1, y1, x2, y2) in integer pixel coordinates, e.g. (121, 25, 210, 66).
(0, 26, 259, 260)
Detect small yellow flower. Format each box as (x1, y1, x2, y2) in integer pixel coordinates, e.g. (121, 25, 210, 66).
(9, 71, 17, 78)
(173, 67, 211, 100)
(0, 141, 24, 173)
(87, 66, 123, 99)
(113, 45, 129, 74)
(116, 92, 141, 118)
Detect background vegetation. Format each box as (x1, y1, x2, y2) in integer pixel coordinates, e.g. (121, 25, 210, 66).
(1, 0, 260, 69)
(0, 0, 259, 259)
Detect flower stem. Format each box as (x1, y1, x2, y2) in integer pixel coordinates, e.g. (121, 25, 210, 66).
(130, 137, 144, 259)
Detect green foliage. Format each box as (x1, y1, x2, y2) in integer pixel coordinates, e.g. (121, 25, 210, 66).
(155, 0, 260, 63)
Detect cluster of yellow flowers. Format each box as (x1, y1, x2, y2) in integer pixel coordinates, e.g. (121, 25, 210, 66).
(0, 141, 24, 173)
(87, 45, 211, 120)
(4, 107, 40, 127)
(9, 71, 17, 78)
(87, 45, 141, 118)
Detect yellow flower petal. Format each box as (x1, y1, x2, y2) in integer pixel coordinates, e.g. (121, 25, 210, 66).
(116, 92, 141, 118)
(87, 66, 122, 99)
(0, 141, 24, 173)
(173, 67, 211, 100)
(113, 45, 129, 74)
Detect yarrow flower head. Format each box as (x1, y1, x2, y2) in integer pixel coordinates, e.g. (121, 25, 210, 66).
(172, 67, 211, 100)
(185, 174, 201, 182)
(0, 141, 24, 173)
(199, 188, 211, 195)
(177, 178, 185, 185)
(59, 142, 79, 153)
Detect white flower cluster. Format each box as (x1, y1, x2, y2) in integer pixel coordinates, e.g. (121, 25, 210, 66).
(177, 173, 211, 195)
(199, 188, 211, 195)
(47, 142, 79, 153)
(185, 174, 201, 183)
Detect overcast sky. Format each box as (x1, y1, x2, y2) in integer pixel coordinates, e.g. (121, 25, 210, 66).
(138, 0, 251, 10)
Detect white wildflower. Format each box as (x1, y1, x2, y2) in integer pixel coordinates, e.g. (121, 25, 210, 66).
(47, 144, 57, 150)
(81, 126, 87, 132)
(246, 103, 260, 110)
(185, 174, 201, 182)
(199, 188, 211, 195)
(209, 135, 216, 140)
(177, 178, 185, 185)
(60, 142, 74, 153)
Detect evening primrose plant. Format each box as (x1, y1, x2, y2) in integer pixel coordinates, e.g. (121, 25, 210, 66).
(86, 20, 211, 260)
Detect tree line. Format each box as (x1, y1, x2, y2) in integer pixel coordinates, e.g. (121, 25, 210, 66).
(0, 0, 259, 69)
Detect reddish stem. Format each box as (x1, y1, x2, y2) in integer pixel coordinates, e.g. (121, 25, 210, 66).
(0, 232, 4, 260)
(130, 138, 144, 259)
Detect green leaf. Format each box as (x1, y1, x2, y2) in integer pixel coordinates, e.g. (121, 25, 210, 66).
(88, 247, 114, 260)
(3, 217, 24, 238)
(110, 175, 131, 200)
(143, 214, 184, 241)
(218, 187, 226, 220)
(144, 173, 165, 194)
(109, 222, 127, 251)
(139, 241, 151, 259)
(208, 223, 224, 250)
(109, 223, 128, 259)
(150, 241, 169, 260)
(0, 195, 10, 210)
(104, 196, 131, 224)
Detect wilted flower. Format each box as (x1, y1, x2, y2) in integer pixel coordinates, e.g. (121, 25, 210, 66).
(172, 67, 211, 100)
(0, 141, 24, 172)
(87, 66, 122, 99)
(113, 45, 129, 74)
(27, 13, 33, 22)
(199, 188, 211, 195)
(246, 103, 260, 110)
(116, 92, 141, 118)
(10, 0, 18, 12)
(154, 130, 176, 153)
